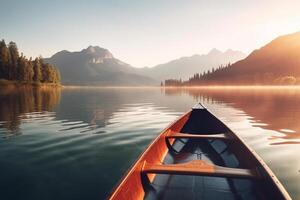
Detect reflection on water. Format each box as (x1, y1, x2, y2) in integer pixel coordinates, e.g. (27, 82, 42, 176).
(165, 87, 300, 145)
(0, 87, 300, 200)
(0, 87, 61, 136)
(165, 87, 300, 200)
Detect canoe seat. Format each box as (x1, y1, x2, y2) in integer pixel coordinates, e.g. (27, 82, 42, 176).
(165, 130, 233, 140)
(142, 160, 258, 179)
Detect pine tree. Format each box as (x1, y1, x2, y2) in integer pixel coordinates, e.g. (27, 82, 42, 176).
(0, 40, 11, 79)
(1, 39, 60, 85)
(33, 58, 42, 82)
(26, 59, 34, 82)
(17, 56, 28, 82)
(8, 41, 19, 80)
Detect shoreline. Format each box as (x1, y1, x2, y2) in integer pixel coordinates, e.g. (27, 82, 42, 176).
(0, 80, 61, 88)
(1, 80, 300, 90)
(61, 85, 300, 90)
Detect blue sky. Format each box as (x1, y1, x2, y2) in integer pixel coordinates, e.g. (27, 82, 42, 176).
(1, 0, 300, 67)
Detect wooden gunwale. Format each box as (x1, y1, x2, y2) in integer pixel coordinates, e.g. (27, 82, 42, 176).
(108, 111, 192, 200)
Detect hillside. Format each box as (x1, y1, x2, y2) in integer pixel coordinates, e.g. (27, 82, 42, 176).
(225, 31, 300, 84)
(171, 31, 300, 85)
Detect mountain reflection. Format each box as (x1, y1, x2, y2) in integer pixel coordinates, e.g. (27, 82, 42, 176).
(0, 87, 61, 134)
(165, 87, 300, 145)
(2, 86, 300, 145)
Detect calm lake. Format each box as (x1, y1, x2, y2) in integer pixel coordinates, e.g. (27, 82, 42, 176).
(0, 87, 300, 200)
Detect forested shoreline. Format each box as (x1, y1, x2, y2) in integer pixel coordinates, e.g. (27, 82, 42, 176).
(164, 63, 300, 86)
(0, 40, 60, 86)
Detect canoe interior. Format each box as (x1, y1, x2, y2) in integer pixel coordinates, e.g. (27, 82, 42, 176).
(109, 107, 289, 200)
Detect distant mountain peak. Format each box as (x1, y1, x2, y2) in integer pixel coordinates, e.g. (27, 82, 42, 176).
(82, 45, 114, 59)
(51, 50, 70, 58)
(207, 48, 223, 56)
(207, 48, 245, 56)
(59, 50, 70, 54)
(86, 45, 98, 53)
(44, 46, 155, 86)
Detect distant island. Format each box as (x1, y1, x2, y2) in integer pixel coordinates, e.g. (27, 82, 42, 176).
(0, 40, 60, 86)
(164, 31, 300, 86)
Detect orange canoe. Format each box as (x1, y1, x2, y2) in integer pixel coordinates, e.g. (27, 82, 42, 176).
(108, 103, 291, 200)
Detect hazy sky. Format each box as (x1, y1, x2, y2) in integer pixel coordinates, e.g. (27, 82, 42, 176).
(1, 0, 300, 67)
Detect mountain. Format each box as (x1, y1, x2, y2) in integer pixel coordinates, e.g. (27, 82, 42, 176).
(44, 46, 155, 86)
(138, 49, 246, 81)
(44, 45, 246, 86)
(192, 31, 300, 85)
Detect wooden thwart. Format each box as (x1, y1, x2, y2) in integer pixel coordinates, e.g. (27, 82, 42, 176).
(142, 160, 258, 179)
(165, 130, 232, 140)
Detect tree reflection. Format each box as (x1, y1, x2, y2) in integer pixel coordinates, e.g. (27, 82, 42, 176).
(0, 86, 61, 134)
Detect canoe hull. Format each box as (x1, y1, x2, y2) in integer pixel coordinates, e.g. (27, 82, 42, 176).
(108, 106, 290, 200)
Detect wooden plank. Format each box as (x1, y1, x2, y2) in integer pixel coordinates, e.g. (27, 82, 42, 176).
(166, 131, 233, 140)
(142, 160, 258, 179)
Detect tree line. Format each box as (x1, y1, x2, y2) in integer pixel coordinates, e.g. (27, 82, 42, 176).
(0, 40, 60, 84)
(164, 63, 231, 86)
(164, 62, 300, 86)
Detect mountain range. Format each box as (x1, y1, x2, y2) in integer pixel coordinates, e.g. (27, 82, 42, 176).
(45, 46, 246, 86)
(140, 49, 246, 80)
(193, 31, 300, 85)
(45, 31, 300, 86)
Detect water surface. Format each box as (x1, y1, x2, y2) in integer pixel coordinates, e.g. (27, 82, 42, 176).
(0, 87, 299, 199)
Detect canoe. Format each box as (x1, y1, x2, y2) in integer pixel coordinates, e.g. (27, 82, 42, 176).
(108, 103, 291, 200)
